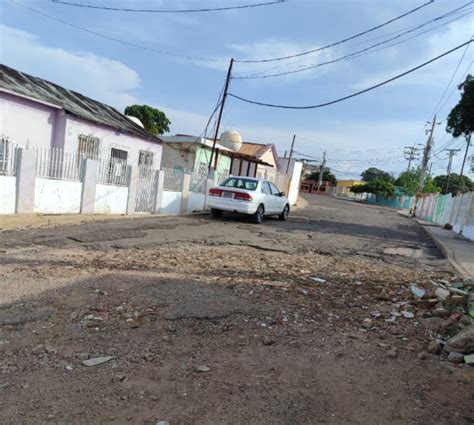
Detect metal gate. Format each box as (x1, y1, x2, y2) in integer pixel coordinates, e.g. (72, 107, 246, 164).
(135, 166, 157, 213)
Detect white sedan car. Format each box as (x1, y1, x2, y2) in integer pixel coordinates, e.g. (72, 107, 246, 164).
(206, 176, 290, 223)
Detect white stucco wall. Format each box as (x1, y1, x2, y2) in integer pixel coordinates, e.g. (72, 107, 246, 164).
(34, 178, 82, 213)
(63, 116, 163, 169)
(0, 91, 58, 148)
(161, 191, 181, 214)
(189, 192, 205, 212)
(94, 184, 128, 214)
(0, 175, 16, 214)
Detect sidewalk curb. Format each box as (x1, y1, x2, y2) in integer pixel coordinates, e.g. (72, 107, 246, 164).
(398, 212, 472, 279)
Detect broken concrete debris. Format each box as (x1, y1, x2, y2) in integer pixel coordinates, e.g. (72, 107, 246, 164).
(410, 284, 426, 298)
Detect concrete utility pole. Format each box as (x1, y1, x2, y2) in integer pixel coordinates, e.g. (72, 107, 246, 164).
(286, 134, 296, 174)
(317, 150, 327, 190)
(404, 146, 420, 171)
(418, 115, 439, 192)
(458, 134, 472, 193)
(209, 58, 234, 173)
(444, 148, 461, 194)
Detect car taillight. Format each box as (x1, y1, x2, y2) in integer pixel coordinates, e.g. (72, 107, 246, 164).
(209, 188, 221, 196)
(234, 192, 252, 201)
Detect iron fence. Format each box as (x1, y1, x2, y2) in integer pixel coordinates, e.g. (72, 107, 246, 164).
(190, 170, 208, 193)
(34, 146, 84, 181)
(163, 168, 184, 192)
(215, 170, 229, 185)
(97, 157, 129, 186)
(0, 138, 18, 176)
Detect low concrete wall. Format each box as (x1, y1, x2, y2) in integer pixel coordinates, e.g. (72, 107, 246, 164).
(0, 176, 16, 214)
(34, 178, 82, 214)
(161, 191, 181, 214)
(189, 192, 205, 213)
(94, 184, 128, 214)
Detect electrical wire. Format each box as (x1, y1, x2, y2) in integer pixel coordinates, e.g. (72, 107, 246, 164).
(234, 6, 472, 79)
(10, 0, 227, 62)
(235, 0, 435, 63)
(228, 39, 473, 109)
(50, 0, 286, 13)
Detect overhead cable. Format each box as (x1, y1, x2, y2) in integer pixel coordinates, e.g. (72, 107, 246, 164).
(228, 39, 473, 110)
(50, 0, 286, 13)
(235, 0, 435, 63)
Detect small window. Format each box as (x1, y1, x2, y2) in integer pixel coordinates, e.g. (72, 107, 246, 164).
(269, 182, 281, 195)
(78, 135, 100, 159)
(139, 150, 154, 167)
(110, 147, 128, 161)
(261, 181, 271, 194)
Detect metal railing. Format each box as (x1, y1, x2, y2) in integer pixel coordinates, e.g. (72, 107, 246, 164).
(215, 170, 229, 185)
(0, 138, 18, 176)
(190, 170, 208, 193)
(97, 157, 129, 186)
(34, 146, 84, 181)
(163, 168, 184, 192)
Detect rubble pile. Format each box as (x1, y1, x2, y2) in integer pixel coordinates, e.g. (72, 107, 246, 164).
(409, 278, 474, 365)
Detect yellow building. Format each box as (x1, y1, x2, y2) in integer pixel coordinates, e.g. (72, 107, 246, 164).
(335, 179, 364, 197)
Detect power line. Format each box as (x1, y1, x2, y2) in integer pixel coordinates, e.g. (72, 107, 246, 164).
(11, 0, 228, 62)
(50, 0, 286, 13)
(235, 0, 435, 63)
(234, 5, 472, 79)
(228, 39, 473, 110)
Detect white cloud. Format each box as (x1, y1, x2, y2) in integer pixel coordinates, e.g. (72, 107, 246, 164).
(0, 25, 141, 110)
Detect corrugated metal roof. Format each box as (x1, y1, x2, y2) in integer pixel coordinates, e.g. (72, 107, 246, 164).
(0, 64, 161, 143)
(237, 142, 270, 158)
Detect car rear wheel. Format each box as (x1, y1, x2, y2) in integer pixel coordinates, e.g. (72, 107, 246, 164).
(251, 204, 264, 224)
(279, 204, 289, 221)
(211, 208, 223, 218)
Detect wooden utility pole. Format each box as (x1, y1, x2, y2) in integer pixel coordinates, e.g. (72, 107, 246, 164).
(418, 115, 438, 192)
(458, 134, 472, 193)
(404, 145, 420, 171)
(285, 134, 296, 174)
(317, 150, 327, 190)
(444, 148, 460, 194)
(208, 58, 234, 173)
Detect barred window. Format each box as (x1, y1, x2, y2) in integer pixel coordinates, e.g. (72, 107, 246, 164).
(78, 134, 101, 159)
(139, 150, 154, 167)
(110, 147, 128, 161)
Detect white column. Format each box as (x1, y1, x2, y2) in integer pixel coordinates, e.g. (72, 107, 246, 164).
(15, 148, 37, 213)
(153, 170, 165, 214)
(80, 158, 99, 214)
(180, 173, 191, 214)
(126, 165, 139, 215)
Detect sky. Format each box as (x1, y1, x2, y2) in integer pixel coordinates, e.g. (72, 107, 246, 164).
(1, 0, 473, 179)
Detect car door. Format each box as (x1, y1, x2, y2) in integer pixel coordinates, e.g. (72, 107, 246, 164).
(260, 181, 275, 213)
(269, 182, 286, 213)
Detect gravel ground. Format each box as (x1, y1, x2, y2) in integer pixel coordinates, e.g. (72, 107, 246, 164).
(0, 195, 473, 424)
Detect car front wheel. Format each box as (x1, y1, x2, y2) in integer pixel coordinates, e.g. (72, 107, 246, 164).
(251, 204, 264, 224)
(279, 204, 290, 221)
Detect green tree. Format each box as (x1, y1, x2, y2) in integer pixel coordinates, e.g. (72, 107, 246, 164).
(124, 104, 171, 135)
(396, 169, 440, 195)
(307, 169, 337, 185)
(351, 178, 395, 200)
(361, 167, 394, 183)
(433, 174, 473, 195)
(446, 74, 474, 139)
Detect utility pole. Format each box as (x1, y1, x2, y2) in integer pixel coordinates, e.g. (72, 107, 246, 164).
(444, 148, 460, 194)
(208, 58, 234, 173)
(418, 115, 439, 192)
(285, 134, 296, 174)
(317, 150, 327, 190)
(458, 134, 472, 193)
(404, 146, 420, 171)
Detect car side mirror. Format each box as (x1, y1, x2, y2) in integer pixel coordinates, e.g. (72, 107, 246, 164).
(279, 192, 285, 197)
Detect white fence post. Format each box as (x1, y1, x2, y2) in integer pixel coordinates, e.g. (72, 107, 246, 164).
(80, 158, 99, 214)
(180, 173, 191, 214)
(15, 148, 37, 213)
(126, 166, 139, 215)
(154, 170, 165, 214)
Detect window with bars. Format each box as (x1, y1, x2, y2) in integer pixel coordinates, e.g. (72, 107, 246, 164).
(77, 135, 101, 160)
(138, 150, 154, 167)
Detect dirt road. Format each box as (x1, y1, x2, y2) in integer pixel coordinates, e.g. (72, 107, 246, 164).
(0, 195, 472, 424)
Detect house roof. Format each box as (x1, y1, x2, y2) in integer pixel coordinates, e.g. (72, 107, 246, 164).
(0, 64, 161, 143)
(238, 142, 279, 168)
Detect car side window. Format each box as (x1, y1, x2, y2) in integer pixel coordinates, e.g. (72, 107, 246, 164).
(269, 183, 280, 195)
(261, 181, 271, 194)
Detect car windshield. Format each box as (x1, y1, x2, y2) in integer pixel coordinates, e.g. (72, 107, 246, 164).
(220, 177, 258, 191)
